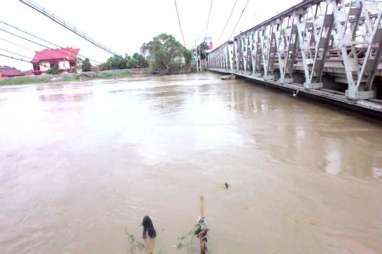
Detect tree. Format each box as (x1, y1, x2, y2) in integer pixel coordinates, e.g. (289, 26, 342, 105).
(99, 55, 127, 70)
(197, 41, 209, 60)
(99, 53, 148, 70)
(141, 33, 191, 74)
(125, 53, 148, 68)
(132, 53, 149, 68)
(82, 58, 92, 72)
(125, 54, 133, 68)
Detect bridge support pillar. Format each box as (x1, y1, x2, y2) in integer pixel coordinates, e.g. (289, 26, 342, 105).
(279, 78, 293, 85)
(346, 88, 375, 100)
(304, 82, 323, 89)
(263, 75, 275, 81)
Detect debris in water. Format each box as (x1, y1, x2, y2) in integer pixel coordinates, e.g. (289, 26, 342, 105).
(198, 196, 208, 254)
(221, 74, 235, 80)
(176, 227, 196, 250)
(176, 217, 209, 251)
(177, 196, 209, 253)
(142, 216, 156, 254)
(142, 216, 157, 239)
(195, 217, 209, 254)
(125, 230, 145, 254)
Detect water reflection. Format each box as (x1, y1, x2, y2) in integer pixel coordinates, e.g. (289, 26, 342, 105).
(39, 93, 91, 102)
(324, 141, 342, 176)
(373, 168, 382, 178)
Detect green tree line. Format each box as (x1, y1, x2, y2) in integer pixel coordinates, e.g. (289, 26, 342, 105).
(82, 33, 192, 74)
(99, 53, 149, 71)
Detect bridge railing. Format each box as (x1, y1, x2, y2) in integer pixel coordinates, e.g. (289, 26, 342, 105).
(208, 0, 382, 100)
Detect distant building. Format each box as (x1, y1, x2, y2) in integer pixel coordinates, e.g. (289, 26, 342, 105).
(0, 66, 25, 79)
(204, 36, 213, 50)
(32, 48, 80, 75)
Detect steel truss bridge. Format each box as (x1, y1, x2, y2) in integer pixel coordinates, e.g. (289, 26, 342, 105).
(208, 0, 382, 116)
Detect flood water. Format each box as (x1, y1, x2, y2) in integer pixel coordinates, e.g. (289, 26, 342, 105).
(0, 73, 382, 254)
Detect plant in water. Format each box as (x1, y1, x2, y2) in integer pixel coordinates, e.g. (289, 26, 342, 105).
(125, 229, 145, 254)
(176, 222, 203, 252)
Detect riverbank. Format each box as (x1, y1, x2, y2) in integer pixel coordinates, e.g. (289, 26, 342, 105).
(0, 68, 148, 86)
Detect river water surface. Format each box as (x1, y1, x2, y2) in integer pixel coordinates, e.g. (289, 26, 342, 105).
(0, 73, 382, 254)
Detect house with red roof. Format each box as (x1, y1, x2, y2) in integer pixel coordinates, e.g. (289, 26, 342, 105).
(32, 48, 80, 75)
(0, 66, 25, 79)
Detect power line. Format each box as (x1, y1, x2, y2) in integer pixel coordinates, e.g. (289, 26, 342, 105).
(205, 0, 214, 39)
(0, 36, 35, 53)
(229, 0, 251, 40)
(19, 0, 118, 55)
(218, 0, 240, 43)
(174, 0, 186, 46)
(0, 23, 100, 64)
(0, 52, 30, 63)
(0, 27, 49, 49)
(0, 47, 31, 60)
(0, 20, 101, 64)
(0, 20, 61, 49)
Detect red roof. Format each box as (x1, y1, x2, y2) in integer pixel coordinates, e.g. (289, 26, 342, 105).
(0, 66, 24, 77)
(32, 48, 80, 64)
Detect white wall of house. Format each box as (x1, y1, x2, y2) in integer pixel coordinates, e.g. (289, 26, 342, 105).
(39, 62, 50, 72)
(59, 60, 70, 70)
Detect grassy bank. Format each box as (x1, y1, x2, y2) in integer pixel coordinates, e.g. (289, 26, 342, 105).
(0, 69, 133, 86)
(93, 69, 131, 79)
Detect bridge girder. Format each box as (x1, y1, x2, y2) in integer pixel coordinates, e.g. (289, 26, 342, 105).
(208, 0, 382, 100)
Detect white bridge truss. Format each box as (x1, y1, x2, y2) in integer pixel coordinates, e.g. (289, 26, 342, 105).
(208, 0, 382, 100)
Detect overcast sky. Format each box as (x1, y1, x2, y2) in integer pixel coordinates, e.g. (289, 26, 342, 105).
(0, 0, 300, 70)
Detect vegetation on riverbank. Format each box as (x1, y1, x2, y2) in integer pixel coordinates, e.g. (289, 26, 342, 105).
(99, 53, 149, 71)
(0, 33, 193, 86)
(97, 33, 192, 74)
(141, 33, 192, 74)
(0, 69, 133, 86)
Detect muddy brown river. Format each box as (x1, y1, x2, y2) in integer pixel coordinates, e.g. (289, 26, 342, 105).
(0, 73, 381, 254)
